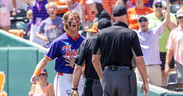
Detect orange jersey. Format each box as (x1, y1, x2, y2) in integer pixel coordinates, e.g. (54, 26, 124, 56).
(55, 0, 68, 14)
(127, 7, 154, 30)
(131, 0, 149, 5)
(102, 0, 116, 17)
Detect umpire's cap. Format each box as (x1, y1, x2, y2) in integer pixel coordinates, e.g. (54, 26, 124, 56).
(99, 10, 111, 20)
(113, 4, 127, 17)
(98, 18, 112, 30)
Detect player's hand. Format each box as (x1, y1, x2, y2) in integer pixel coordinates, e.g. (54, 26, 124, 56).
(141, 83, 149, 96)
(65, 57, 75, 68)
(30, 75, 38, 84)
(71, 90, 79, 96)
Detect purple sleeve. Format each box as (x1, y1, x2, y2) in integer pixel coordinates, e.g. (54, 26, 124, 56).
(46, 41, 62, 60)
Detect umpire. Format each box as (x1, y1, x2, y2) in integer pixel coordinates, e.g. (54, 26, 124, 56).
(71, 18, 112, 96)
(92, 4, 149, 96)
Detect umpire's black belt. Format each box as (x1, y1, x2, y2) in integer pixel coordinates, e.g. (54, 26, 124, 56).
(105, 65, 129, 71)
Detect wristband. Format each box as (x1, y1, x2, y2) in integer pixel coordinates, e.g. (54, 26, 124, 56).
(33, 68, 41, 76)
(72, 88, 78, 91)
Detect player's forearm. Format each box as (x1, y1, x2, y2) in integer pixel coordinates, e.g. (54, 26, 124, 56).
(92, 55, 103, 80)
(72, 65, 82, 88)
(33, 57, 49, 76)
(135, 56, 148, 84)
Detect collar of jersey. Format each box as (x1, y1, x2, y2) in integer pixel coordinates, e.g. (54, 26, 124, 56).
(66, 32, 80, 41)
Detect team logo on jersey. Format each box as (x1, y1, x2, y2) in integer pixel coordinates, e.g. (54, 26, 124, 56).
(62, 42, 78, 59)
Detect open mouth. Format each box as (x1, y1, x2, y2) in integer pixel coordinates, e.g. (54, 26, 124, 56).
(51, 12, 54, 14)
(72, 24, 77, 27)
(141, 25, 146, 27)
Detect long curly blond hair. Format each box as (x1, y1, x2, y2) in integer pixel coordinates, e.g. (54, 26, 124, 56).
(63, 11, 81, 31)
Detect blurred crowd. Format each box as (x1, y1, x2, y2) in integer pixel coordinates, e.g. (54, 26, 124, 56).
(1, 0, 183, 90)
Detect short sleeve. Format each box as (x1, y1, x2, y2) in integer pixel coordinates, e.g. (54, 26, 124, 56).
(75, 39, 87, 66)
(131, 32, 143, 56)
(92, 35, 100, 54)
(45, 41, 61, 60)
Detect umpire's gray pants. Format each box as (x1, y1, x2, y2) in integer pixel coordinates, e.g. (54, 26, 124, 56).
(82, 78, 103, 96)
(102, 69, 137, 96)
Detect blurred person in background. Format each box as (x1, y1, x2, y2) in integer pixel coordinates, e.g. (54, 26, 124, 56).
(54, 0, 69, 17)
(0, 0, 11, 31)
(29, 69, 55, 96)
(85, 10, 110, 35)
(116, 0, 154, 9)
(116, 0, 133, 9)
(127, 0, 154, 31)
(36, 2, 64, 48)
(146, 0, 177, 87)
(102, 0, 116, 18)
(29, 0, 49, 45)
(11, 0, 30, 16)
(170, 0, 183, 14)
(79, 0, 98, 37)
(135, 0, 170, 87)
(131, 0, 154, 8)
(165, 8, 183, 90)
(25, 10, 33, 39)
(65, 0, 80, 12)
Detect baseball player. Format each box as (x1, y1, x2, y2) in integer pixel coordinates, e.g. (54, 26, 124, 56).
(30, 10, 85, 96)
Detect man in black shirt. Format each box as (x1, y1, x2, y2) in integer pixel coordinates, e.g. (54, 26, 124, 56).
(92, 4, 149, 96)
(71, 18, 112, 96)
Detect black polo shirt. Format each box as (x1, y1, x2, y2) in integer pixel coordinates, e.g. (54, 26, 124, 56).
(92, 22, 143, 68)
(75, 36, 99, 79)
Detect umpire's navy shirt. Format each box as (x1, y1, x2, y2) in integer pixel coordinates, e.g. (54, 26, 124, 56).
(92, 22, 143, 68)
(75, 37, 99, 79)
